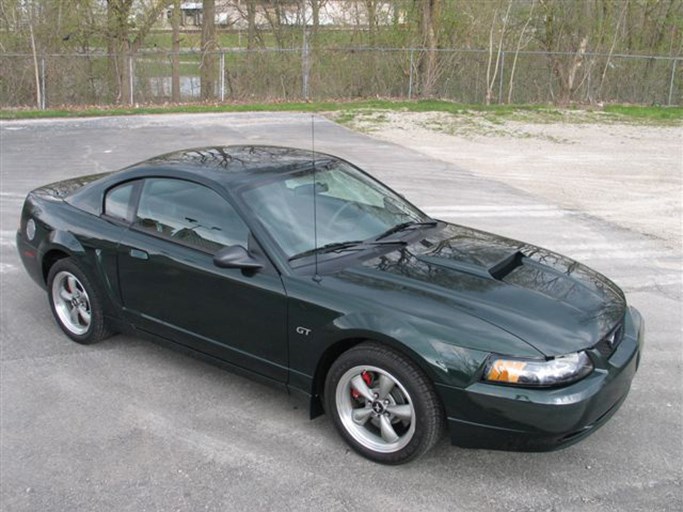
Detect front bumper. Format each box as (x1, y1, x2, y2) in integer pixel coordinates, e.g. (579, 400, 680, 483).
(437, 306, 644, 451)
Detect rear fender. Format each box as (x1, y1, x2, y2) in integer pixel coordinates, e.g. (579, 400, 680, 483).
(37, 230, 125, 324)
(40, 229, 86, 259)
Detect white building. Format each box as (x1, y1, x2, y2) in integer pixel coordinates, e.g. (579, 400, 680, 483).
(163, 1, 400, 29)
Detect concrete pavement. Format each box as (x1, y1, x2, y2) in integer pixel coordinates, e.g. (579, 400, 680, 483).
(0, 113, 680, 511)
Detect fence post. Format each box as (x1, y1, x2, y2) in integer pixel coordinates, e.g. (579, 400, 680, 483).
(220, 52, 225, 102)
(408, 49, 414, 100)
(128, 55, 134, 105)
(302, 30, 310, 100)
(668, 59, 678, 106)
(40, 56, 46, 110)
(498, 51, 505, 104)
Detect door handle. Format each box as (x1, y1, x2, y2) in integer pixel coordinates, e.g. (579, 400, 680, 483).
(129, 248, 149, 261)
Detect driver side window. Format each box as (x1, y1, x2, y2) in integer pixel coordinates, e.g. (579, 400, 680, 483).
(134, 178, 249, 253)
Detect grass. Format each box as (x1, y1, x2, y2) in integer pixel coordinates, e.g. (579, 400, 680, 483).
(0, 100, 380, 120)
(601, 104, 683, 122)
(328, 101, 683, 127)
(1, 99, 681, 124)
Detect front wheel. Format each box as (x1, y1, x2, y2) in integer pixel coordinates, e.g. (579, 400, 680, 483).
(324, 342, 444, 464)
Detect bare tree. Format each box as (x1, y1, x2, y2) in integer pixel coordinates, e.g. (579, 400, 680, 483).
(536, 0, 590, 105)
(246, 0, 257, 49)
(365, 0, 378, 45)
(2, 0, 682, 108)
(484, 0, 512, 105)
(417, 0, 441, 97)
(201, 0, 217, 100)
(597, 0, 629, 99)
(106, 0, 170, 104)
(507, 0, 535, 104)
(310, 0, 322, 39)
(28, 11, 41, 108)
(171, 0, 181, 102)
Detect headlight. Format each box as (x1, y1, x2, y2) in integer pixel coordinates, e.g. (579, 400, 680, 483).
(484, 351, 593, 387)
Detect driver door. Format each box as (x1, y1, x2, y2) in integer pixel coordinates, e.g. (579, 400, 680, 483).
(113, 178, 288, 382)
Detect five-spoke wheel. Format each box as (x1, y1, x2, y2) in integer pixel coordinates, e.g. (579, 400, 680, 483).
(335, 366, 416, 453)
(325, 342, 444, 464)
(47, 258, 113, 344)
(51, 271, 92, 336)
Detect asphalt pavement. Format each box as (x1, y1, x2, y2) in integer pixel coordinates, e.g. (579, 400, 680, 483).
(0, 113, 681, 511)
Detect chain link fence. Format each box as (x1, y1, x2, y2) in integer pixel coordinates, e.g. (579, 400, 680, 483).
(1, 48, 680, 108)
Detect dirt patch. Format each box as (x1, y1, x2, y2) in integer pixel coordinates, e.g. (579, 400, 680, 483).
(335, 110, 682, 249)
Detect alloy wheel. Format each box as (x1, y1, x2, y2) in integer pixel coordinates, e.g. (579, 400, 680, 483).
(51, 270, 92, 336)
(335, 365, 416, 453)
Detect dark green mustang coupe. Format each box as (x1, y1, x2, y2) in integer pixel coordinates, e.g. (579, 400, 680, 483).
(16, 146, 644, 464)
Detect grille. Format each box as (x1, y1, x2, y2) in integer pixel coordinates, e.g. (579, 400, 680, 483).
(594, 322, 624, 358)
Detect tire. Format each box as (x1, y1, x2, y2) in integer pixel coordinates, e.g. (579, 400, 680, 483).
(47, 258, 114, 344)
(324, 342, 444, 464)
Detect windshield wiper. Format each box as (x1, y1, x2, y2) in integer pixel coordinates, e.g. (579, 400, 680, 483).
(375, 220, 438, 241)
(289, 239, 406, 261)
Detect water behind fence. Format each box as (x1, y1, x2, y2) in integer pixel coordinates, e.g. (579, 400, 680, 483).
(1, 48, 680, 108)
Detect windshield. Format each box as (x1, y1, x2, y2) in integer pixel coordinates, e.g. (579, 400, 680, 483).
(240, 161, 430, 259)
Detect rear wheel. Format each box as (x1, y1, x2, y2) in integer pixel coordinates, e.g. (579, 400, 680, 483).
(47, 258, 113, 344)
(324, 342, 444, 464)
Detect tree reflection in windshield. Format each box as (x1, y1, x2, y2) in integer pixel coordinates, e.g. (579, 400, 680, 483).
(241, 161, 429, 258)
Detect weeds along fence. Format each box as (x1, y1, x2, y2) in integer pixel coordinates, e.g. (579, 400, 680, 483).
(1, 47, 680, 108)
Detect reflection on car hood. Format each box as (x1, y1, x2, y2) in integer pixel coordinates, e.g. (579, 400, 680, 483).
(337, 223, 626, 357)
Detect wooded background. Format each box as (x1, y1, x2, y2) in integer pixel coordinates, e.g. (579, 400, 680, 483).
(1, 1, 681, 108)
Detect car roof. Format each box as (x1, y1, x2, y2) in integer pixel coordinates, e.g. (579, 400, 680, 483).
(63, 145, 340, 216)
(127, 145, 337, 185)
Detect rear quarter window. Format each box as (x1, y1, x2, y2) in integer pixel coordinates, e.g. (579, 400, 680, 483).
(104, 182, 135, 221)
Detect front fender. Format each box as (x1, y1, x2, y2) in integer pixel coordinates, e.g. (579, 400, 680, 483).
(287, 308, 446, 418)
(288, 306, 504, 417)
(328, 311, 446, 380)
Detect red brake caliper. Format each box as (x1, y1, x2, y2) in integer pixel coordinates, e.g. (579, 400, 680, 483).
(351, 371, 373, 400)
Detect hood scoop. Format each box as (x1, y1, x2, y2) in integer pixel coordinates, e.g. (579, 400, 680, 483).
(414, 250, 525, 281)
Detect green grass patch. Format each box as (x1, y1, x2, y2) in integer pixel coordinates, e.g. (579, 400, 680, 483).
(2, 99, 681, 124)
(601, 104, 683, 121)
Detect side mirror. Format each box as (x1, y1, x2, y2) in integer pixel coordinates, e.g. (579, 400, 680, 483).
(213, 245, 263, 270)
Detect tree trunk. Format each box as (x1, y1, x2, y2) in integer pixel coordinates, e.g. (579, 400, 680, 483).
(485, 0, 512, 105)
(171, 0, 181, 102)
(311, 0, 321, 40)
(201, 0, 217, 100)
(107, 0, 131, 103)
(247, 0, 257, 49)
(597, 1, 628, 100)
(28, 18, 41, 108)
(107, 0, 167, 105)
(552, 36, 588, 105)
(508, 0, 535, 104)
(365, 1, 377, 45)
(417, 0, 440, 97)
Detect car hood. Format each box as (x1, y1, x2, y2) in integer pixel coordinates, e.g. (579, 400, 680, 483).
(334, 223, 626, 357)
